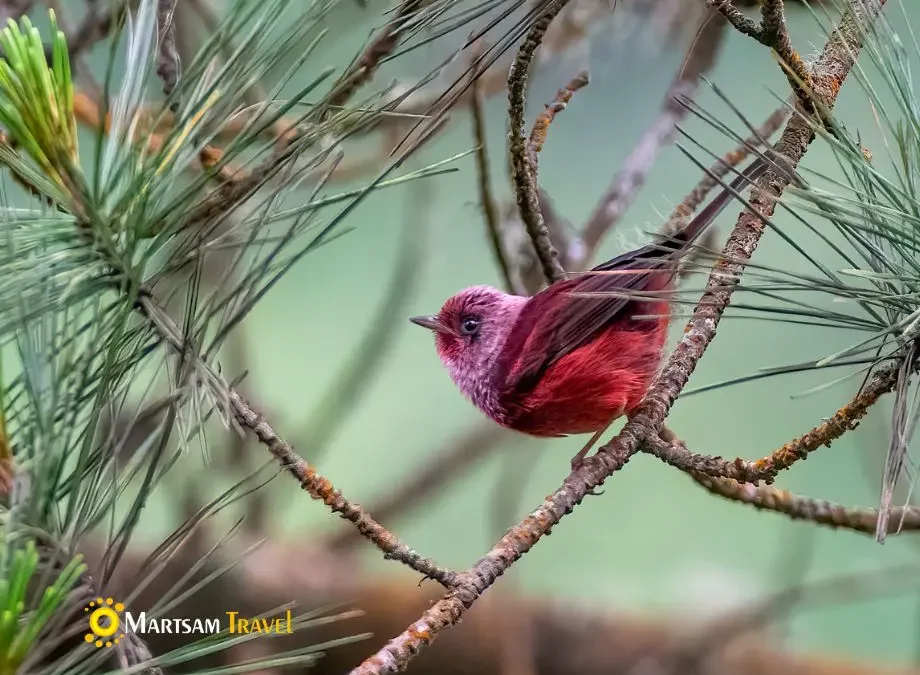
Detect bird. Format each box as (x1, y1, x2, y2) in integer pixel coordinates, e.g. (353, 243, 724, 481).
(411, 156, 773, 469)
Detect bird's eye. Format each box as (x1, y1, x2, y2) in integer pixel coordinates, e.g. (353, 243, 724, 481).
(460, 316, 481, 336)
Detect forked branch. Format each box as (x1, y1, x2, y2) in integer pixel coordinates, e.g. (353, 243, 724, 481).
(646, 359, 900, 485)
(347, 2, 887, 672)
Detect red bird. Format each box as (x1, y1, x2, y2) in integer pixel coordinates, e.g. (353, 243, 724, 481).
(411, 157, 770, 468)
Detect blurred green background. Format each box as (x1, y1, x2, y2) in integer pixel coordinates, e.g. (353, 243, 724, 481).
(66, 0, 920, 667)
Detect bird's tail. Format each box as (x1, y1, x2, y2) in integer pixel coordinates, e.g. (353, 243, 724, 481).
(662, 150, 798, 251)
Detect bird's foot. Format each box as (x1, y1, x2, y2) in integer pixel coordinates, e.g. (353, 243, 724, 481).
(569, 452, 606, 496)
(570, 425, 609, 473)
(569, 452, 590, 473)
(659, 424, 688, 450)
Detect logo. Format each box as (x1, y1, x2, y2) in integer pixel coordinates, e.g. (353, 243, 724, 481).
(82, 598, 292, 644)
(84, 597, 125, 648)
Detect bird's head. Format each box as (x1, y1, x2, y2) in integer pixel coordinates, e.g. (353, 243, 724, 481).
(410, 285, 525, 385)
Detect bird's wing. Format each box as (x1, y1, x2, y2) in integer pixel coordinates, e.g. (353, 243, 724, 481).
(494, 245, 673, 394)
(494, 155, 775, 394)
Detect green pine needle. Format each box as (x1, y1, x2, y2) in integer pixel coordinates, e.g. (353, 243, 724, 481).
(0, 11, 79, 197)
(0, 541, 85, 675)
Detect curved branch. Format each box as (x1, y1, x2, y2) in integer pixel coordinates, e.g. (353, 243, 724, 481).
(580, 9, 728, 263)
(692, 473, 920, 534)
(347, 2, 886, 672)
(646, 360, 900, 483)
(507, 2, 570, 285)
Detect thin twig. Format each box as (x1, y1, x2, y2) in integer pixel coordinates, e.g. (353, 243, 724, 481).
(347, 3, 885, 672)
(227, 389, 460, 586)
(693, 473, 920, 534)
(323, 0, 423, 110)
(580, 10, 728, 264)
(645, 361, 898, 483)
(661, 104, 790, 238)
(707, 0, 814, 112)
(132, 294, 460, 588)
(527, 70, 589, 154)
(325, 423, 509, 551)
(470, 51, 515, 294)
(507, 3, 570, 286)
(747, 363, 899, 480)
(155, 0, 180, 110)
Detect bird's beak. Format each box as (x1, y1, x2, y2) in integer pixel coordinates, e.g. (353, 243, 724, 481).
(409, 315, 453, 335)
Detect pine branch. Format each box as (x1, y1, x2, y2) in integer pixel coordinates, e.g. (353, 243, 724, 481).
(693, 473, 920, 534)
(133, 293, 460, 588)
(507, 1, 570, 286)
(644, 360, 899, 484)
(580, 9, 728, 265)
(347, 2, 887, 672)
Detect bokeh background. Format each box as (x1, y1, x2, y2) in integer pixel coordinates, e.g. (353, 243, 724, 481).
(50, 0, 920, 670)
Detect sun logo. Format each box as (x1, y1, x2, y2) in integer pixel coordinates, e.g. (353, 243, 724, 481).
(84, 597, 125, 648)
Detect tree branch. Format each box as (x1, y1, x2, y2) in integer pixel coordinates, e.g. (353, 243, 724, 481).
(707, 0, 814, 111)
(645, 360, 899, 483)
(580, 9, 728, 264)
(133, 294, 460, 588)
(507, 2, 570, 286)
(325, 423, 510, 551)
(347, 2, 886, 672)
(692, 473, 920, 534)
(470, 53, 516, 294)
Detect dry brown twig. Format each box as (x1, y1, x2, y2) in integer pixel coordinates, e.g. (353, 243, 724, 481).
(645, 358, 899, 486)
(642, 358, 920, 536)
(325, 423, 510, 552)
(507, 2, 573, 286)
(469, 46, 517, 295)
(707, 0, 813, 110)
(527, 69, 590, 155)
(693, 474, 920, 534)
(579, 8, 728, 266)
(133, 294, 461, 588)
(348, 2, 888, 672)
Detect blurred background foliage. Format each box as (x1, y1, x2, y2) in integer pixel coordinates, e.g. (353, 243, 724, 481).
(3, 0, 920, 672)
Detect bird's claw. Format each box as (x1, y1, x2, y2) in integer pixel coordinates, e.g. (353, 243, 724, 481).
(570, 457, 586, 473)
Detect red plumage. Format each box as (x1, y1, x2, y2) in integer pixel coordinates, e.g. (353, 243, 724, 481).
(411, 157, 769, 449)
(501, 288, 670, 437)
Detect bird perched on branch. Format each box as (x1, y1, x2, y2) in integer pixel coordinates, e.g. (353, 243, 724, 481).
(411, 156, 773, 469)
